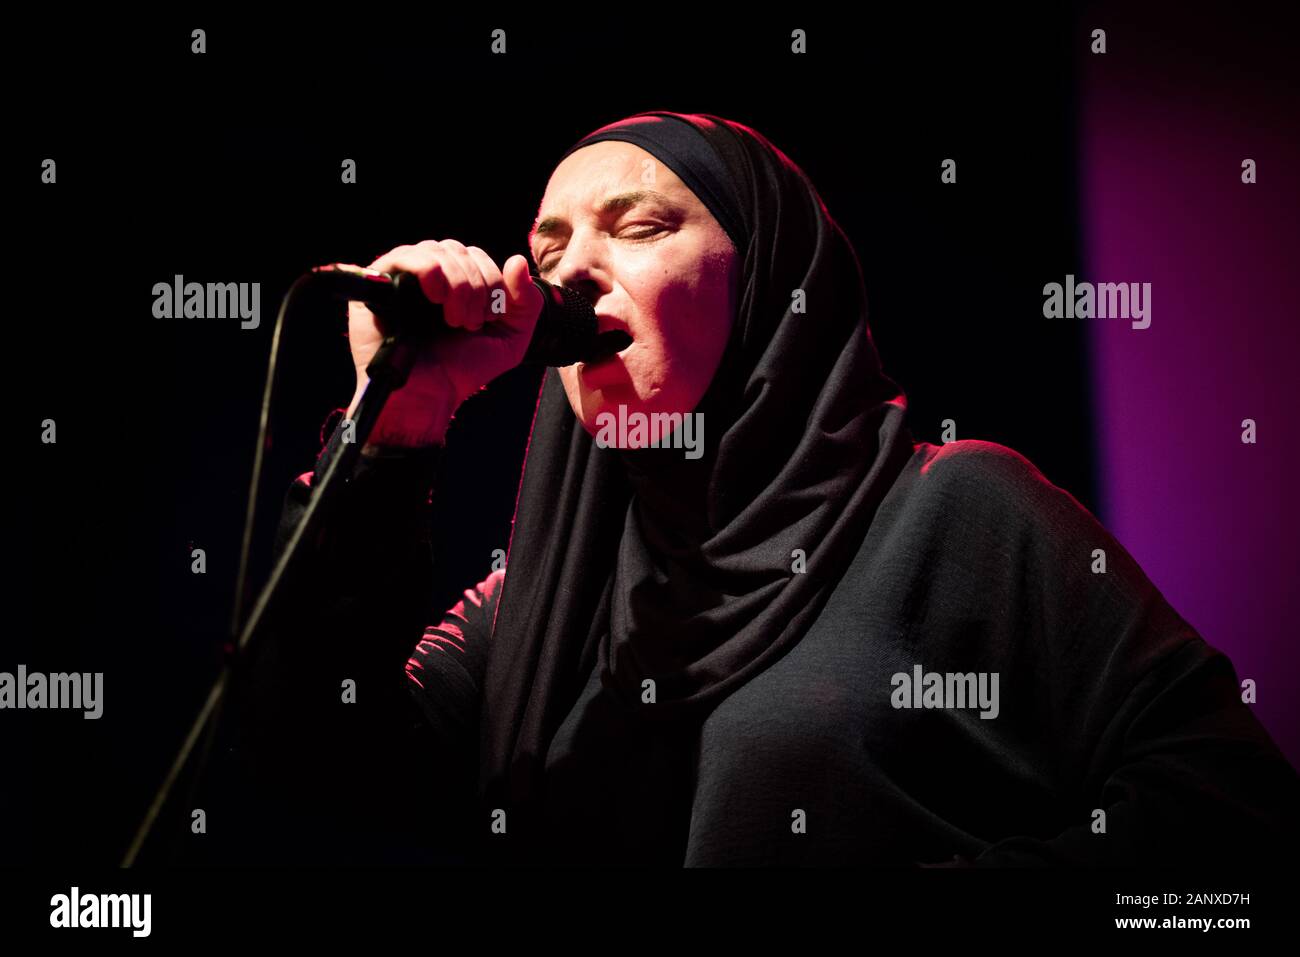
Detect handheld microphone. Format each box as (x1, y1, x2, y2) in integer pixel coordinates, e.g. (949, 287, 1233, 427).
(308, 263, 630, 366)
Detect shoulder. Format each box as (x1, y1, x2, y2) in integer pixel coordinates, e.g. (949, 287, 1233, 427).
(872, 439, 1122, 586)
(916, 439, 1055, 498)
(901, 439, 1166, 605)
(901, 439, 1087, 529)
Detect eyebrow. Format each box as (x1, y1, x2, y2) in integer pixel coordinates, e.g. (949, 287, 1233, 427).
(529, 189, 680, 249)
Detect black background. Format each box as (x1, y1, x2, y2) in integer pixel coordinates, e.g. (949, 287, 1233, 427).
(7, 5, 1286, 872)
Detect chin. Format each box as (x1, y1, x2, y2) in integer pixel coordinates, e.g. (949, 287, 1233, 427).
(561, 368, 629, 429)
(577, 388, 640, 434)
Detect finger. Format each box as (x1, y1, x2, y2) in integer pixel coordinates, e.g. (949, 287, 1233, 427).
(368, 244, 416, 273)
(346, 300, 375, 325)
(464, 245, 507, 325)
(440, 240, 488, 331)
(428, 245, 474, 328)
(363, 244, 451, 309)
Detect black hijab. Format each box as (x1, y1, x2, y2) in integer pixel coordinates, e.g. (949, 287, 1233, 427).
(477, 111, 914, 857)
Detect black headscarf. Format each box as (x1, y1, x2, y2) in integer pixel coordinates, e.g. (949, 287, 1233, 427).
(477, 111, 914, 856)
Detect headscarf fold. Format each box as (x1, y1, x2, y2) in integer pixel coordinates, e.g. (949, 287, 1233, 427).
(477, 111, 914, 858)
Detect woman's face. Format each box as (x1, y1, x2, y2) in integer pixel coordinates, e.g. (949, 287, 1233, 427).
(529, 141, 739, 437)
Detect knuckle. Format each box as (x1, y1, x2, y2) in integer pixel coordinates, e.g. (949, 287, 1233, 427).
(468, 246, 502, 278)
(372, 243, 413, 265)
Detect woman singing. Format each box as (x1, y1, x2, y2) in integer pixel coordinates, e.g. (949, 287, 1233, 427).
(265, 111, 1297, 867)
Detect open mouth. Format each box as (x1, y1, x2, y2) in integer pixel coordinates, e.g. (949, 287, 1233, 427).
(584, 329, 633, 363)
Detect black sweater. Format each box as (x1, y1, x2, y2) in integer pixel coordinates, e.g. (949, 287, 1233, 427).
(243, 408, 1298, 867)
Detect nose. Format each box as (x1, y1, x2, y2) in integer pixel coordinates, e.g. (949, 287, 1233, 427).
(547, 228, 608, 304)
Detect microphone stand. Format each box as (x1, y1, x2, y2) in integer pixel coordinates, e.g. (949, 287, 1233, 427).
(121, 282, 429, 866)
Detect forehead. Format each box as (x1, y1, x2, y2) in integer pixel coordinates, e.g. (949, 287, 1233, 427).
(532, 141, 696, 233)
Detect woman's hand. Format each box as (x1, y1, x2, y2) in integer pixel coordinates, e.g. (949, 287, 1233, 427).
(345, 240, 544, 447)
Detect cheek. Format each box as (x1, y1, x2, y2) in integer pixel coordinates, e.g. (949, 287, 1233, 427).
(627, 257, 717, 352)
(642, 264, 732, 380)
(603, 241, 736, 415)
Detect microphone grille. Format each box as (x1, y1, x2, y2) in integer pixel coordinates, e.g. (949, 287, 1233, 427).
(523, 277, 598, 366)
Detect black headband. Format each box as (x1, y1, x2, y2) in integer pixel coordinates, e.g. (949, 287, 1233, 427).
(558, 112, 749, 255)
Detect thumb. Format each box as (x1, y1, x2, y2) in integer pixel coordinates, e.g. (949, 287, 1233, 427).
(503, 254, 543, 316)
(502, 254, 531, 305)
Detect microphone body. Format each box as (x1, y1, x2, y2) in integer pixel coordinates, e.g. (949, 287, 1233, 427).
(308, 263, 629, 366)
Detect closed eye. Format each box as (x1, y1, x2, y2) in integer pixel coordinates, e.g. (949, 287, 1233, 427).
(537, 224, 669, 275)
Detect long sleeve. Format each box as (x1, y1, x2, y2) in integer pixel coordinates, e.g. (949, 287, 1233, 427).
(404, 566, 505, 760)
(970, 634, 1299, 867)
(219, 407, 481, 864)
(918, 442, 1300, 867)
